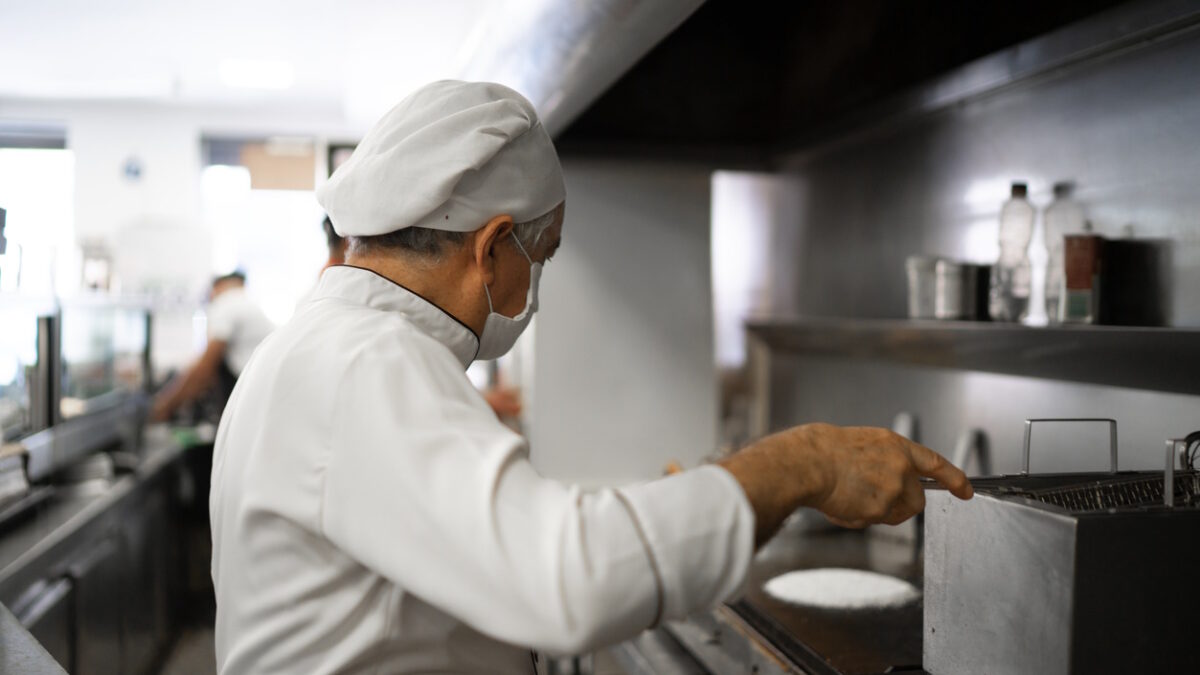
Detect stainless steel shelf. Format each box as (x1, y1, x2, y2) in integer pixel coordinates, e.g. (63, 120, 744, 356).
(746, 318, 1200, 396)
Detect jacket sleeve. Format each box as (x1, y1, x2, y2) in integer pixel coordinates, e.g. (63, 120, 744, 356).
(320, 338, 755, 655)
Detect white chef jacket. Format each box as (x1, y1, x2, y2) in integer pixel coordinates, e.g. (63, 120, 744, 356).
(206, 287, 274, 375)
(210, 265, 755, 674)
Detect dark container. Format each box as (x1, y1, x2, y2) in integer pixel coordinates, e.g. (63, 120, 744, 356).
(1100, 238, 1172, 326)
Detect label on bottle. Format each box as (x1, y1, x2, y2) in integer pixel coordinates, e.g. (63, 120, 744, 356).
(1064, 235, 1104, 291)
(1064, 235, 1104, 323)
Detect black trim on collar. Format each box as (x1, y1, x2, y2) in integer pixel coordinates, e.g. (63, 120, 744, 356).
(330, 264, 481, 362)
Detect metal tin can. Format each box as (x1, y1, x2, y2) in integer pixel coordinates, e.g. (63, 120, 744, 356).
(906, 256, 940, 319)
(935, 260, 966, 320)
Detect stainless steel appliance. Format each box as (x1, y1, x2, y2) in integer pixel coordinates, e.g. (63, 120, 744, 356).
(58, 301, 150, 422)
(613, 419, 1200, 675)
(924, 419, 1200, 675)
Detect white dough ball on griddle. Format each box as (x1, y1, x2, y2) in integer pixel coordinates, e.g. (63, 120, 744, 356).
(763, 568, 920, 609)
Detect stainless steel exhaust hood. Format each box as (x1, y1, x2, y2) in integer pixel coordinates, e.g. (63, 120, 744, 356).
(457, 0, 706, 138)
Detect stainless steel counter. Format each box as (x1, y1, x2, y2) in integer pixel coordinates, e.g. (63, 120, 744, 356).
(0, 494, 97, 584)
(0, 435, 183, 599)
(0, 430, 187, 675)
(0, 600, 66, 674)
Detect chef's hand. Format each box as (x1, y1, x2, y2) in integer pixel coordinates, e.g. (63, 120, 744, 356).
(483, 386, 523, 419)
(802, 424, 972, 528)
(718, 423, 973, 545)
(149, 393, 174, 423)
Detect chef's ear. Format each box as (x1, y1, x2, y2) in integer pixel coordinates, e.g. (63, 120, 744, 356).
(473, 215, 515, 276)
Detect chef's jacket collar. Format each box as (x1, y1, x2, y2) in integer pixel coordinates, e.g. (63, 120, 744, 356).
(311, 265, 480, 368)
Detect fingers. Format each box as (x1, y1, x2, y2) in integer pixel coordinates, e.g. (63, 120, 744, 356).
(811, 426, 972, 531)
(903, 439, 974, 500)
(881, 473, 927, 525)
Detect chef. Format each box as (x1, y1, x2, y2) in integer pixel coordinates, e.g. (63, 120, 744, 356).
(320, 215, 347, 272)
(210, 80, 972, 674)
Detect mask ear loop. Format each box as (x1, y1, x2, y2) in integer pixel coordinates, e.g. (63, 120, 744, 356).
(511, 232, 534, 264)
(483, 281, 496, 313)
(484, 231, 533, 314)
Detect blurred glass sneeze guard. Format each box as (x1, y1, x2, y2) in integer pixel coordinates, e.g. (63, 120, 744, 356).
(0, 299, 43, 441)
(59, 302, 148, 420)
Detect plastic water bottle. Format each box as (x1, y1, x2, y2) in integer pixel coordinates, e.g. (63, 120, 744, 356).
(1042, 181, 1085, 323)
(989, 182, 1034, 322)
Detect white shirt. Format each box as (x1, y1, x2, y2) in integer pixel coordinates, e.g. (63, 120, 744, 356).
(206, 287, 274, 375)
(210, 266, 755, 674)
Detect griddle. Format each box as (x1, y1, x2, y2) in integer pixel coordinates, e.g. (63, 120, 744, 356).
(731, 519, 926, 675)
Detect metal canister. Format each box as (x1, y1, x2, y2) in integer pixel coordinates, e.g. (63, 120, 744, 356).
(1099, 238, 1171, 326)
(906, 256, 940, 319)
(935, 260, 966, 320)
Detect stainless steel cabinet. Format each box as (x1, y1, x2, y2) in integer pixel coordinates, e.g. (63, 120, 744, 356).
(1, 445, 183, 675)
(121, 485, 172, 675)
(68, 534, 124, 675)
(13, 577, 74, 671)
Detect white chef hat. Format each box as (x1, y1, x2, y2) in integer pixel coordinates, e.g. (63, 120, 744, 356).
(317, 80, 565, 237)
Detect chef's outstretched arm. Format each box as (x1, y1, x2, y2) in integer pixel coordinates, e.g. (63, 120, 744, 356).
(718, 423, 974, 546)
(319, 340, 970, 656)
(149, 339, 228, 422)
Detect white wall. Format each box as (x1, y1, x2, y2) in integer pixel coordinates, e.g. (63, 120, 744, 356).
(529, 158, 718, 485)
(0, 99, 356, 296)
(73, 106, 211, 301)
(70, 108, 200, 241)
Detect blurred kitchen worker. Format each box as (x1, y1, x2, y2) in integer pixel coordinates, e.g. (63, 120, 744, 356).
(150, 271, 273, 422)
(320, 215, 347, 272)
(210, 81, 973, 675)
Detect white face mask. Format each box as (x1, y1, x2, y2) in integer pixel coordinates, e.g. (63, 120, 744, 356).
(477, 233, 541, 360)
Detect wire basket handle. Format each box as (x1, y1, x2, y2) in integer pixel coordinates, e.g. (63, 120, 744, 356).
(1022, 418, 1118, 476)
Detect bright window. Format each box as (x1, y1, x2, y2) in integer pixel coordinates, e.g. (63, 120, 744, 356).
(200, 163, 325, 326)
(0, 148, 76, 295)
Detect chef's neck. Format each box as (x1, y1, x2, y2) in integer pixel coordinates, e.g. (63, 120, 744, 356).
(345, 250, 490, 337)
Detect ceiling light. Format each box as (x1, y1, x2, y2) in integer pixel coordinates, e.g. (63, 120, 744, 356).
(219, 58, 295, 91)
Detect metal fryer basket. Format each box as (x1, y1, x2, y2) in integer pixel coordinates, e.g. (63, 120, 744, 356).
(1005, 470, 1200, 511)
(991, 418, 1200, 512)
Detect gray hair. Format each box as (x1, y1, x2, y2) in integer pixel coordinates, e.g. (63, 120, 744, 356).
(349, 208, 557, 260)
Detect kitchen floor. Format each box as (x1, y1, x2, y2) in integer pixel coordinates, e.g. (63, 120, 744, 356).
(159, 627, 216, 675)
